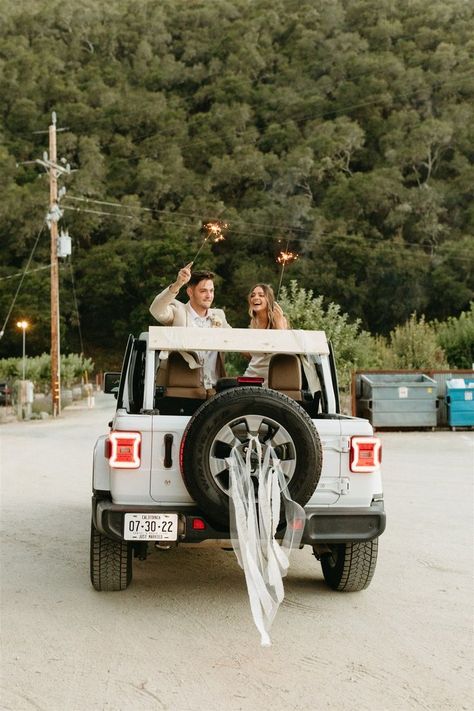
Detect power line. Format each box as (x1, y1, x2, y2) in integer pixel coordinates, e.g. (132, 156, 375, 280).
(62, 205, 136, 220)
(0, 264, 51, 282)
(63, 194, 223, 222)
(64, 195, 157, 214)
(67, 257, 84, 355)
(57, 203, 474, 265)
(62, 195, 208, 227)
(60, 193, 474, 260)
(0, 261, 75, 283)
(61, 194, 474, 257)
(0, 225, 45, 339)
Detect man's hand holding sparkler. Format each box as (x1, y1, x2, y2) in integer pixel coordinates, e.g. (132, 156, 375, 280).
(168, 221, 228, 295)
(170, 262, 193, 295)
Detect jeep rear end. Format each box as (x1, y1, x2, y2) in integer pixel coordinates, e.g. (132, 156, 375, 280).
(91, 327, 385, 592)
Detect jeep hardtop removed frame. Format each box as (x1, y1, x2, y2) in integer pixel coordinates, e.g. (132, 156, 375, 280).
(91, 327, 385, 593)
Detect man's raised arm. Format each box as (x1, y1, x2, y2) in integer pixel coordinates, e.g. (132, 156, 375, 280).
(149, 263, 192, 324)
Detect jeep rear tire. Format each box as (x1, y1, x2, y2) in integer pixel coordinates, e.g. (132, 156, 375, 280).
(318, 539, 378, 592)
(90, 521, 132, 591)
(180, 387, 322, 528)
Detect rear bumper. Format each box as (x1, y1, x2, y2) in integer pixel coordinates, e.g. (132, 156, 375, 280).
(92, 496, 230, 542)
(301, 501, 386, 544)
(92, 495, 385, 545)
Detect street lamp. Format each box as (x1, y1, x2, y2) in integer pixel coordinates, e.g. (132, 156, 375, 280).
(16, 320, 29, 381)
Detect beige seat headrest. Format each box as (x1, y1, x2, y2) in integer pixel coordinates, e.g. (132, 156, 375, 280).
(268, 353, 302, 401)
(165, 351, 207, 399)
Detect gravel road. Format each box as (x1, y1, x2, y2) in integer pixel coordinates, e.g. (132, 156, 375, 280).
(1, 395, 473, 711)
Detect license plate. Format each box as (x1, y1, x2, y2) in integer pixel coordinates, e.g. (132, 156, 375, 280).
(124, 513, 178, 541)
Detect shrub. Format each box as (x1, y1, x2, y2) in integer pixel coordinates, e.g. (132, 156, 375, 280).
(60, 353, 93, 388)
(0, 357, 21, 381)
(0, 353, 94, 390)
(387, 313, 448, 369)
(435, 303, 474, 369)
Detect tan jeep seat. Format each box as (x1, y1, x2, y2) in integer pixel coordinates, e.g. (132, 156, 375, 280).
(268, 353, 302, 401)
(163, 351, 207, 399)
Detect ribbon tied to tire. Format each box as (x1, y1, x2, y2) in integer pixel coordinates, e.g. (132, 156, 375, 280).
(180, 387, 323, 645)
(227, 436, 305, 646)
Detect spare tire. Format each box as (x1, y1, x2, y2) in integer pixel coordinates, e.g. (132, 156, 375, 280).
(180, 387, 322, 528)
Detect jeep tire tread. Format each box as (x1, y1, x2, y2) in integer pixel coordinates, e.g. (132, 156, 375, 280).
(90, 521, 132, 591)
(318, 539, 378, 592)
(181, 387, 322, 528)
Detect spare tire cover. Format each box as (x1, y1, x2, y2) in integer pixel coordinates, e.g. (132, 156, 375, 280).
(180, 386, 323, 528)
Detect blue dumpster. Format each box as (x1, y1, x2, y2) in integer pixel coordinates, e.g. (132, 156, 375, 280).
(446, 378, 474, 428)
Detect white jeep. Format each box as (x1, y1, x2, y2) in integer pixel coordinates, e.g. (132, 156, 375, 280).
(91, 327, 385, 592)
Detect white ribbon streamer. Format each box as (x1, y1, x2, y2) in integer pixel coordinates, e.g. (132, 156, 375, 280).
(227, 436, 306, 646)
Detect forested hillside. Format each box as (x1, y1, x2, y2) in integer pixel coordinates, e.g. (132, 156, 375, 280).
(1, 0, 473, 362)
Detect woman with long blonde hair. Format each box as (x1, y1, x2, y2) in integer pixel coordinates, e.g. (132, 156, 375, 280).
(243, 283, 288, 382)
(247, 283, 288, 330)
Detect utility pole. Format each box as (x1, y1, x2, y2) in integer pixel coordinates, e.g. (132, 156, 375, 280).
(49, 113, 61, 417)
(14, 112, 71, 416)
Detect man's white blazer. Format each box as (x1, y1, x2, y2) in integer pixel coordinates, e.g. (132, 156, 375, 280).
(149, 286, 230, 328)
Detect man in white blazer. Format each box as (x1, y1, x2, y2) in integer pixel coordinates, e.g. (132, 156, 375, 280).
(149, 263, 231, 386)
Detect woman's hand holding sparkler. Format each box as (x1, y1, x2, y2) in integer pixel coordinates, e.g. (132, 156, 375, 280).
(273, 302, 288, 329)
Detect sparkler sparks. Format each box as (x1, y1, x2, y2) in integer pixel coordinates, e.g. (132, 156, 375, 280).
(202, 220, 227, 242)
(276, 250, 298, 265)
(276, 247, 299, 298)
(191, 220, 228, 264)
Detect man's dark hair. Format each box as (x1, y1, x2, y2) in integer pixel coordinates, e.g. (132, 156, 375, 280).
(188, 270, 215, 287)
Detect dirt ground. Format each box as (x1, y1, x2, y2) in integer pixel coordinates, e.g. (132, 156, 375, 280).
(1, 395, 473, 711)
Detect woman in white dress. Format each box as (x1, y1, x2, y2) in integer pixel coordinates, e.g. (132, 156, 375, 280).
(243, 284, 288, 384)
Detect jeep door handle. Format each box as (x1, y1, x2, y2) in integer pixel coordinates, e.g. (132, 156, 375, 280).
(164, 434, 173, 468)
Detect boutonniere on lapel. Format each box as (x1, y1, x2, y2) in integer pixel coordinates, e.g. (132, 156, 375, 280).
(211, 315, 222, 328)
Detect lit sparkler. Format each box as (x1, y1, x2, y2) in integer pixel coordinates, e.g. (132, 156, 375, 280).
(191, 220, 228, 265)
(276, 247, 298, 298)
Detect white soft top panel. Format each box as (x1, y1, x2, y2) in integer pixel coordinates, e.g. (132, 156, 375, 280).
(148, 326, 329, 355)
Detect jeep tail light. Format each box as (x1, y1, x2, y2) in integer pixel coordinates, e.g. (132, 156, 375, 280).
(108, 432, 141, 469)
(350, 436, 381, 473)
(237, 376, 264, 384)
